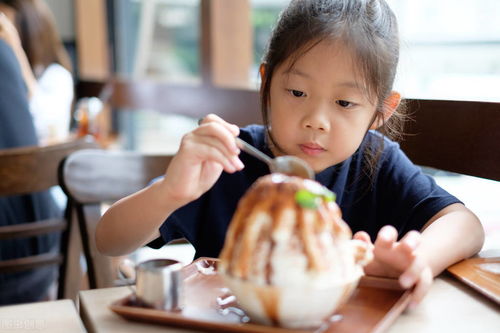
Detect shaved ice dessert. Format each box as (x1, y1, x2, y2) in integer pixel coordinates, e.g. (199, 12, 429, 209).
(219, 174, 373, 328)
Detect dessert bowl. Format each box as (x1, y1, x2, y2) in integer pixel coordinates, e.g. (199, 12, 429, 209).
(219, 174, 372, 328)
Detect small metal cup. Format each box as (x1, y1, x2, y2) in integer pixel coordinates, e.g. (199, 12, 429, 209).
(135, 259, 183, 311)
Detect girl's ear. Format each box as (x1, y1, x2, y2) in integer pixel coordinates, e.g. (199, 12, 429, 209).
(259, 63, 266, 81)
(259, 63, 267, 94)
(370, 91, 401, 130)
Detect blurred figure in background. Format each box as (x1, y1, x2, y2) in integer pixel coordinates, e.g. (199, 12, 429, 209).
(0, 0, 73, 143)
(0, 38, 62, 305)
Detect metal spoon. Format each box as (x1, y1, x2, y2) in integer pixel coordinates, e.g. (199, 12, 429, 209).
(196, 118, 314, 179)
(117, 258, 136, 295)
(236, 138, 314, 179)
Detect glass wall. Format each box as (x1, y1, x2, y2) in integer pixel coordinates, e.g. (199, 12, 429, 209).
(112, 0, 500, 103)
(249, 0, 500, 102)
(114, 0, 201, 84)
(388, 0, 500, 102)
(250, 0, 288, 81)
(112, 0, 200, 153)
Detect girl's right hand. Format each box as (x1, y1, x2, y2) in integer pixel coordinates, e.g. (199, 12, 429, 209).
(159, 114, 244, 206)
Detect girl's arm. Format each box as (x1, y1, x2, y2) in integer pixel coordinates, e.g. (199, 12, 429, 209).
(418, 203, 484, 276)
(96, 178, 190, 256)
(354, 203, 484, 307)
(96, 114, 244, 256)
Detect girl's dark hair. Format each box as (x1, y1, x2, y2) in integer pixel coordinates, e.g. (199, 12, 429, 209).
(260, 0, 406, 176)
(1, 0, 72, 77)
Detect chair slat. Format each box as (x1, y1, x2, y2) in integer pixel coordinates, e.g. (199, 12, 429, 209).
(0, 253, 62, 273)
(0, 218, 66, 240)
(0, 138, 97, 196)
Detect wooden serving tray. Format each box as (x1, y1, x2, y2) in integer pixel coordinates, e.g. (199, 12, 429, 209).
(110, 258, 412, 333)
(447, 250, 500, 305)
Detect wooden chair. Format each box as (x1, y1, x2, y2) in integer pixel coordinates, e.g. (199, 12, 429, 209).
(0, 138, 97, 299)
(401, 99, 500, 182)
(58, 149, 173, 289)
(75, 78, 262, 127)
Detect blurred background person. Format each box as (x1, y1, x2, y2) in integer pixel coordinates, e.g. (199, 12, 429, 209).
(0, 37, 62, 305)
(0, 0, 73, 143)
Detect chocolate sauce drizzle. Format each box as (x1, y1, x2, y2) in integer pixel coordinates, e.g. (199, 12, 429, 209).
(219, 174, 351, 280)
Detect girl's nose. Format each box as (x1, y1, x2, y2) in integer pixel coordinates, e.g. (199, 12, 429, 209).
(302, 105, 330, 132)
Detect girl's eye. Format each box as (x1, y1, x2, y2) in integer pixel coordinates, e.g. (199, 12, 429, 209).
(336, 100, 353, 108)
(288, 89, 306, 97)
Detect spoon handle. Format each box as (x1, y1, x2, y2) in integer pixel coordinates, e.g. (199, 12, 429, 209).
(236, 138, 273, 166)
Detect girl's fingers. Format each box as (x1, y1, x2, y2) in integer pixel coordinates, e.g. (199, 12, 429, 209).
(189, 135, 243, 172)
(195, 120, 240, 155)
(199, 113, 240, 137)
(199, 145, 236, 173)
(375, 225, 398, 249)
(407, 267, 433, 310)
(399, 230, 421, 254)
(353, 231, 372, 243)
(399, 255, 427, 289)
(373, 227, 418, 273)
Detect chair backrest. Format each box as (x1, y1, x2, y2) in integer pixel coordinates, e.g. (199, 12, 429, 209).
(59, 149, 173, 289)
(0, 138, 97, 299)
(400, 99, 500, 182)
(76, 78, 262, 127)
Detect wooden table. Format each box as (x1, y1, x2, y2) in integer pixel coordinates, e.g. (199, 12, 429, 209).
(79, 273, 499, 333)
(387, 275, 499, 333)
(0, 299, 86, 333)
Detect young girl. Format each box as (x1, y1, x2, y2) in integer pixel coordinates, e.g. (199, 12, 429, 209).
(97, 0, 484, 309)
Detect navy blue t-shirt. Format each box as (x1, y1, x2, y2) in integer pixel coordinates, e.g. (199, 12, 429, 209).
(150, 125, 460, 259)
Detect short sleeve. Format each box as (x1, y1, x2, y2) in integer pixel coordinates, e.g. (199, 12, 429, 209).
(145, 176, 205, 248)
(375, 142, 462, 236)
(146, 195, 206, 249)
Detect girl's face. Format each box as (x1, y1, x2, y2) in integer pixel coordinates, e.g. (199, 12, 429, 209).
(267, 40, 380, 173)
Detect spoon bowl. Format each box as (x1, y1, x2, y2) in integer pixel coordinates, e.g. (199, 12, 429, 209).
(236, 138, 314, 179)
(271, 156, 315, 179)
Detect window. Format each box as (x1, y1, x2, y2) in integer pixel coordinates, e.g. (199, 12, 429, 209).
(249, 0, 500, 102)
(111, 0, 201, 153)
(388, 0, 500, 102)
(250, 0, 288, 82)
(114, 0, 201, 84)
(110, 0, 500, 102)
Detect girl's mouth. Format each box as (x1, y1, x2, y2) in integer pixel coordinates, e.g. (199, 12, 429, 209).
(299, 143, 325, 156)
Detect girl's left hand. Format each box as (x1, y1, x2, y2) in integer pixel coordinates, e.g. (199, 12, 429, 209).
(353, 225, 433, 309)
